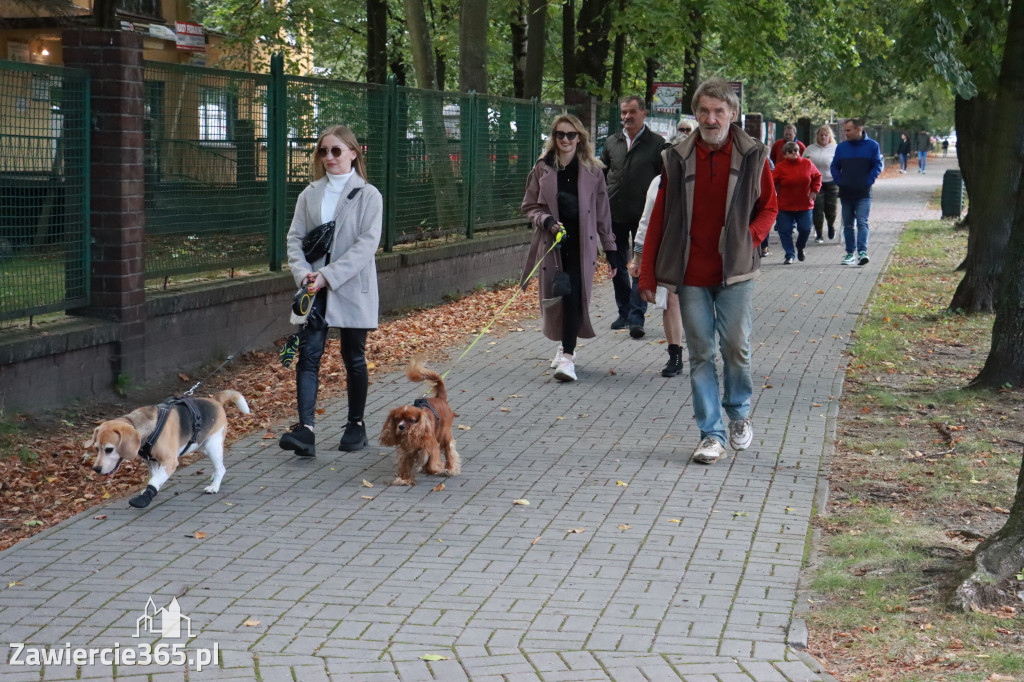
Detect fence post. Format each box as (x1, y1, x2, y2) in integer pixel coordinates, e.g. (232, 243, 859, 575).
(464, 91, 478, 239)
(531, 97, 542, 163)
(383, 75, 399, 252)
(268, 53, 287, 270)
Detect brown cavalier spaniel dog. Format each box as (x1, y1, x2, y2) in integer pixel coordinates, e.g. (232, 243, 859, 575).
(379, 358, 461, 486)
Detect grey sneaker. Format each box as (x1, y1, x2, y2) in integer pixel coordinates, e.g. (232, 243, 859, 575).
(692, 436, 726, 464)
(729, 418, 753, 451)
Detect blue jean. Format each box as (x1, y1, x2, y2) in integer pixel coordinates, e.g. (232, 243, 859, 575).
(841, 196, 871, 254)
(917, 151, 927, 171)
(610, 221, 647, 326)
(678, 279, 754, 444)
(775, 209, 812, 259)
(899, 153, 908, 172)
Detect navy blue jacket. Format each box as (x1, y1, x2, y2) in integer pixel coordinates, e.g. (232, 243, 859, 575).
(830, 133, 883, 201)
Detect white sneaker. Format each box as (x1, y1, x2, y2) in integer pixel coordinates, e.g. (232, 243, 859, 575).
(550, 346, 564, 369)
(692, 436, 726, 464)
(729, 418, 753, 451)
(553, 355, 577, 382)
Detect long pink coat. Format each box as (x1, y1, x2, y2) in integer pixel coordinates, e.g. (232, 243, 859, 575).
(520, 158, 617, 341)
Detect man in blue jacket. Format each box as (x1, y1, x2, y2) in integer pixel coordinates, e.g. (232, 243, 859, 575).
(830, 118, 883, 266)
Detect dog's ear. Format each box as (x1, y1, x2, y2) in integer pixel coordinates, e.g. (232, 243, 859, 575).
(379, 411, 399, 446)
(84, 425, 100, 450)
(113, 422, 142, 460)
(407, 409, 434, 444)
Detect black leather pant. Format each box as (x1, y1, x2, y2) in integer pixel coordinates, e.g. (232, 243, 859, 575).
(295, 326, 368, 427)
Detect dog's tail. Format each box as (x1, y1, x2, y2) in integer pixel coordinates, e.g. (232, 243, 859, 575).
(213, 390, 251, 415)
(406, 357, 447, 402)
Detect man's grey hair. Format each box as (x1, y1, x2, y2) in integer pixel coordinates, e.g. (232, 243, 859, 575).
(691, 79, 739, 114)
(620, 95, 646, 111)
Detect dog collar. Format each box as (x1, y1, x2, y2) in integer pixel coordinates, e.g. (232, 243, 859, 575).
(412, 397, 441, 427)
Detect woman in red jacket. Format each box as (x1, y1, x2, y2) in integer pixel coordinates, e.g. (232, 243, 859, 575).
(772, 142, 822, 264)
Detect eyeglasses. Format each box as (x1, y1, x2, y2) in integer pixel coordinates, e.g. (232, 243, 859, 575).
(678, 127, 692, 133)
(554, 131, 579, 141)
(317, 145, 351, 158)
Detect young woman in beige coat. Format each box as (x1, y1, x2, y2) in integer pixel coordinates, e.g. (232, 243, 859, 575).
(279, 125, 383, 457)
(521, 114, 617, 382)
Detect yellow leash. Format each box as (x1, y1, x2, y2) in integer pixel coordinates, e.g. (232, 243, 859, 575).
(440, 226, 566, 380)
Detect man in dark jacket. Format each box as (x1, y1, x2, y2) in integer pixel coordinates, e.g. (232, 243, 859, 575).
(601, 95, 666, 338)
(831, 118, 883, 267)
(637, 79, 778, 465)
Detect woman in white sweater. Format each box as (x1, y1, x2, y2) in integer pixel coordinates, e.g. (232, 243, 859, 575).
(802, 125, 839, 243)
(280, 125, 383, 457)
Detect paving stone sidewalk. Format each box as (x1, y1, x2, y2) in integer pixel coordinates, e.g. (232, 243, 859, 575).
(0, 159, 953, 681)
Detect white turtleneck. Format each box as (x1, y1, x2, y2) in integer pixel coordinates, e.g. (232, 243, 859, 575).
(321, 169, 355, 224)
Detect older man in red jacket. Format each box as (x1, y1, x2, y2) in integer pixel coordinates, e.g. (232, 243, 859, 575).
(639, 78, 778, 465)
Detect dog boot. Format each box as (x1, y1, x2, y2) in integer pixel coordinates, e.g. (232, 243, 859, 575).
(129, 485, 158, 509)
(339, 419, 368, 452)
(280, 423, 316, 457)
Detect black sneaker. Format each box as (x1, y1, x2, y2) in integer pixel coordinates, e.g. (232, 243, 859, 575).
(784, 255, 794, 265)
(827, 225, 835, 240)
(280, 423, 316, 457)
(339, 420, 368, 452)
(610, 316, 628, 330)
(629, 325, 645, 339)
(797, 248, 805, 261)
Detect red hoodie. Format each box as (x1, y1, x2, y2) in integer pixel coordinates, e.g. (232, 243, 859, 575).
(771, 157, 822, 211)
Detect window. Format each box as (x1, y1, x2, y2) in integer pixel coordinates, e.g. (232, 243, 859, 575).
(119, 0, 162, 20)
(198, 87, 236, 142)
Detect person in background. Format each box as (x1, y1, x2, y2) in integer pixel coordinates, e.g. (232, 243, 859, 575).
(638, 78, 778, 465)
(521, 114, 617, 382)
(769, 124, 806, 165)
(600, 96, 666, 339)
(831, 118, 883, 267)
(773, 141, 822, 264)
(896, 132, 911, 174)
(803, 124, 839, 242)
(916, 129, 931, 173)
(942, 138, 949, 157)
(280, 125, 383, 457)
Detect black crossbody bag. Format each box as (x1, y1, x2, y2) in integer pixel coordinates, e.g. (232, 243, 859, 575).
(300, 186, 363, 263)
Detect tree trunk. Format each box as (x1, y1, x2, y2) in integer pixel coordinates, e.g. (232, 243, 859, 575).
(510, 0, 527, 98)
(562, 0, 576, 100)
(459, 0, 489, 94)
(680, 15, 703, 115)
(644, 55, 656, 108)
(955, 0, 1024, 611)
(948, 93, 1012, 313)
(523, 0, 546, 99)
(366, 0, 389, 84)
(405, 0, 438, 89)
(610, 33, 625, 99)
(574, 0, 614, 90)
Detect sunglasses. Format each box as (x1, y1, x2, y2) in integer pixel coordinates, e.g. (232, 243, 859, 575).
(554, 131, 579, 141)
(678, 127, 692, 133)
(317, 145, 351, 158)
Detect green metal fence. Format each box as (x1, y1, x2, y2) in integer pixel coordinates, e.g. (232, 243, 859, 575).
(141, 62, 272, 278)
(0, 60, 89, 322)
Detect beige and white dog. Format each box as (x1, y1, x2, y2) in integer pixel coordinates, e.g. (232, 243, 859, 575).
(86, 390, 250, 508)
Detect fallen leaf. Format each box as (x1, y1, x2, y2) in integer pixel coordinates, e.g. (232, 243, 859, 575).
(262, 432, 275, 439)
(193, 531, 207, 539)
(367, 362, 377, 370)
(362, 479, 374, 488)
(513, 499, 530, 506)
(432, 483, 445, 492)
(531, 536, 541, 544)
(178, 373, 190, 381)
(361, 495, 374, 500)
(618, 524, 631, 530)
(7, 582, 23, 587)
(667, 518, 681, 524)
(457, 425, 471, 431)
(500, 407, 510, 412)
(993, 507, 1011, 514)
(420, 654, 449, 661)
(616, 480, 628, 487)
(567, 527, 585, 534)
(733, 512, 749, 517)
(93, 515, 107, 520)
(609, 369, 617, 375)
(243, 618, 260, 627)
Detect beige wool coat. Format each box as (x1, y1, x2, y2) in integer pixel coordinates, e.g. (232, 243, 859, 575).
(520, 158, 617, 341)
(286, 174, 383, 329)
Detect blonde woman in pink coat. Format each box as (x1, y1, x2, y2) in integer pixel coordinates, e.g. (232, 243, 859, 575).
(521, 114, 617, 382)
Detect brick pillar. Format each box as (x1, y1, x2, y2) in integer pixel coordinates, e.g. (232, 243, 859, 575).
(62, 29, 146, 383)
(744, 112, 764, 143)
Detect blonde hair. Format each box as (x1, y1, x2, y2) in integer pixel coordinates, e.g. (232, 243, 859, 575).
(311, 124, 367, 181)
(815, 124, 835, 145)
(538, 114, 604, 171)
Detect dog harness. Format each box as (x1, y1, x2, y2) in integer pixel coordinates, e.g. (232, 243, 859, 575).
(138, 397, 203, 462)
(412, 397, 440, 428)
